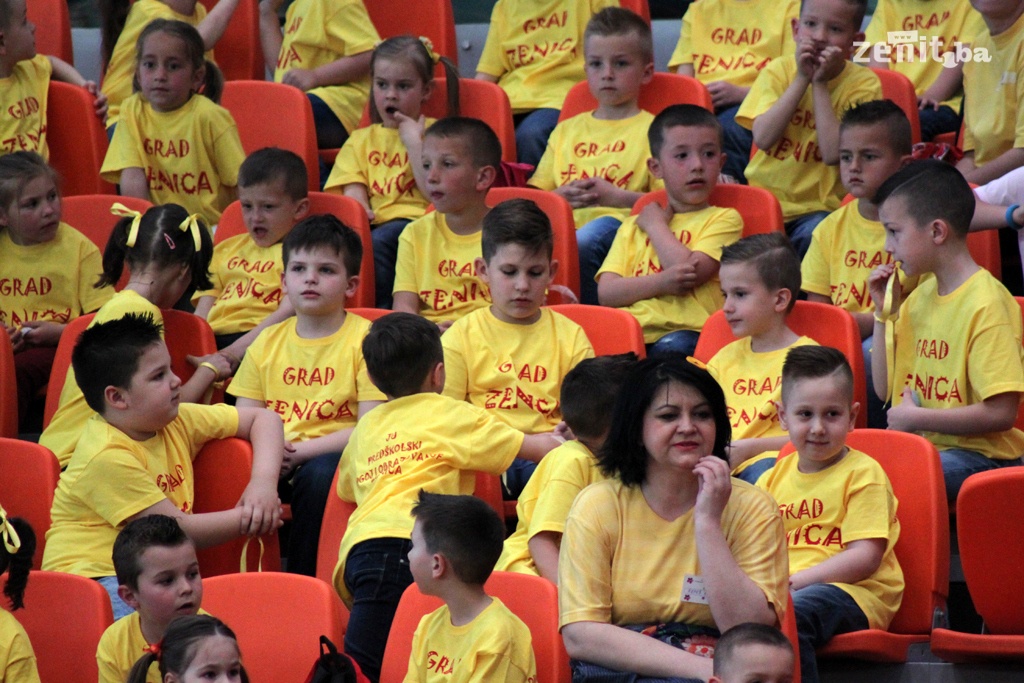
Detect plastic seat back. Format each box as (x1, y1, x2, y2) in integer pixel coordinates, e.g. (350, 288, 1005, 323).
(0, 570, 113, 683)
(43, 313, 93, 428)
(871, 68, 922, 144)
(966, 230, 1001, 280)
(27, 0, 73, 64)
(0, 439, 60, 568)
(47, 81, 115, 196)
(1015, 297, 1024, 431)
(62, 195, 154, 253)
(780, 596, 801, 683)
(547, 304, 645, 358)
(0, 333, 17, 438)
(617, 0, 651, 24)
(559, 72, 712, 123)
(198, 0, 264, 79)
(633, 185, 784, 237)
(364, 0, 458, 68)
(315, 469, 357, 586)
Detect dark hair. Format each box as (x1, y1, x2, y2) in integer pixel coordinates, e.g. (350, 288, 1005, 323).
(126, 615, 249, 683)
(561, 353, 638, 441)
(598, 357, 731, 486)
(481, 198, 553, 261)
(282, 214, 363, 278)
(584, 6, 654, 63)
(0, 515, 36, 611)
(873, 160, 974, 237)
(424, 117, 502, 171)
(98, 203, 214, 291)
(713, 623, 793, 675)
(649, 104, 722, 158)
(237, 147, 309, 201)
(840, 100, 913, 156)
(781, 345, 854, 405)
(362, 312, 443, 398)
(113, 515, 193, 591)
(72, 313, 164, 413)
(411, 490, 504, 585)
(369, 35, 460, 124)
(720, 233, 801, 314)
(800, 0, 868, 31)
(0, 151, 59, 215)
(134, 19, 224, 104)
(99, 0, 131, 69)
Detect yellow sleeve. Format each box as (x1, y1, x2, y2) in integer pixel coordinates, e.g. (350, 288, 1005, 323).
(668, 3, 695, 70)
(470, 409, 526, 475)
(226, 333, 268, 401)
(393, 221, 419, 294)
(355, 353, 384, 403)
(463, 652, 535, 683)
(440, 321, 470, 401)
(841, 472, 897, 544)
(211, 117, 245, 188)
(529, 123, 562, 191)
(596, 217, 639, 278)
(401, 625, 424, 683)
(558, 486, 617, 626)
(1, 614, 40, 683)
(689, 208, 743, 261)
(476, 1, 508, 78)
(325, 129, 369, 191)
(862, 0, 890, 46)
(75, 450, 168, 527)
(101, 100, 146, 181)
(528, 450, 594, 538)
(734, 58, 789, 130)
(801, 214, 835, 297)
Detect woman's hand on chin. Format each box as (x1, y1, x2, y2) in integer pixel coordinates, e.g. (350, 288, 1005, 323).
(693, 456, 731, 524)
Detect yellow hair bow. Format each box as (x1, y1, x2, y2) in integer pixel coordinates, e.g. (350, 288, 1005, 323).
(419, 36, 439, 64)
(110, 202, 144, 248)
(178, 213, 203, 252)
(0, 505, 20, 555)
(685, 356, 708, 371)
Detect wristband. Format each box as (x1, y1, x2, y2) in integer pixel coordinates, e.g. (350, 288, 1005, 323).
(1006, 204, 1023, 230)
(198, 361, 220, 381)
(873, 311, 888, 324)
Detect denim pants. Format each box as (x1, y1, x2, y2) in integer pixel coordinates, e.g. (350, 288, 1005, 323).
(785, 212, 829, 259)
(648, 330, 701, 359)
(717, 104, 753, 184)
(308, 93, 350, 150)
(919, 105, 961, 142)
(372, 219, 411, 308)
(342, 537, 414, 683)
(284, 450, 342, 576)
(514, 108, 561, 169)
(577, 215, 622, 305)
(97, 575, 135, 620)
(939, 448, 1022, 506)
(861, 335, 888, 430)
(793, 583, 868, 683)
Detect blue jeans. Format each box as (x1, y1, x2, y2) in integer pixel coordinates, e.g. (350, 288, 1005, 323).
(503, 457, 538, 500)
(862, 335, 888, 430)
(284, 450, 342, 576)
(920, 105, 961, 142)
(578, 216, 622, 305)
(793, 583, 869, 683)
(939, 448, 1022, 506)
(733, 455, 777, 484)
(648, 330, 701, 359)
(97, 575, 135, 620)
(718, 104, 753, 184)
(514, 108, 560, 169)
(343, 537, 413, 683)
(308, 93, 350, 151)
(785, 212, 829, 259)
(372, 219, 411, 308)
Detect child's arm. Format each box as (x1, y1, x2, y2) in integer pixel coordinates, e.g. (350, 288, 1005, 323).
(809, 46, 848, 165)
(280, 400, 383, 475)
(196, 0, 241, 51)
(258, 0, 285, 73)
(125, 498, 258, 548)
(959, 149, 1024, 186)
(867, 263, 898, 399)
(218, 297, 296, 370)
(342, 183, 375, 222)
(970, 200, 1024, 232)
(179, 352, 233, 403)
(48, 58, 107, 121)
(233, 407, 286, 534)
(119, 168, 152, 203)
(887, 389, 1020, 435)
(919, 62, 964, 112)
(518, 433, 560, 463)
(751, 42, 816, 151)
(528, 531, 561, 584)
(562, 623, 714, 681)
(14, 320, 65, 349)
(567, 177, 644, 210)
(727, 436, 791, 470)
(475, 72, 499, 83)
(789, 538, 886, 591)
(281, 51, 373, 93)
(193, 295, 215, 320)
(395, 112, 429, 198)
(392, 291, 423, 315)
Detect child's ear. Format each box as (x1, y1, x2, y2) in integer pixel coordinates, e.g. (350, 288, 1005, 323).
(105, 385, 130, 411)
(191, 63, 206, 94)
(293, 197, 310, 221)
(646, 156, 663, 180)
(344, 274, 360, 298)
(547, 259, 559, 282)
(641, 60, 654, 85)
(421, 78, 435, 104)
(118, 584, 141, 611)
(774, 287, 792, 313)
(848, 401, 860, 430)
(430, 361, 446, 393)
(475, 165, 498, 192)
(778, 402, 789, 431)
(431, 552, 446, 580)
(930, 218, 951, 244)
(474, 257, 490, 284)
(791, 17, 800, 41)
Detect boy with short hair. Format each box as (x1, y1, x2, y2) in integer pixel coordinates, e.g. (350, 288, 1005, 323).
(758, 346, 903, 683)
(404, 491, 537, 683)
(228, 215, 385, 577)
(193, 147, 310, 361)
(442, 198, 593, 496)
(41, 314, 283, 618)
(710, 623, 795, 683)
(707, 233, 817, 483)
(97, 515, 203, 683)
(869, 161, 1024, 504)
(392, 118, 500, 328)
(597, 104, 743, 358)
(334, 312, 554, 682)
(528, 6, 658, 305)
(496, 353, 636, 583)
(735, 0, 882, 257)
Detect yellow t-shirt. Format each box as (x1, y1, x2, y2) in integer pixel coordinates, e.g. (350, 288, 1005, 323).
(0, 610, 39, 683)
(476, 0, 617, 112)
(101, 0, 209, 126)
(393, 212, 491, 323)
(757, 449, 904, 630)
(736, 58, 882, 220)
(0, 223, 112, 329)
(597, 207, 742, 342)
(228, 314, 385, 441)
(441, 307, 594, 434)
(324, 122, 434, 224)
(497, 439, 605, 575)
(192, 235, 284, 335)
(40, 290, 162, 469)
(102, 94, 245, 226)
(333, 393, 523, 605)
(42, 403, 239, 578)
(892, 269, 1024, 460)
(96, 611, 160, 683)
(273, 0, 378, 134)
(0, 54, 51, 158)
(530, 110, 660, 226)
(668, 0, 799, 88)
(403, 599, 537, 683)
(558, 477, 789, 628)
(962, 11, 1024, 166)
(864, 0, 985, 111)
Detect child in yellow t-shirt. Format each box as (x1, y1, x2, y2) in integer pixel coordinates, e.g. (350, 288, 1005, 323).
(229, 215, 385, 576)
(405, 491, 537, 683)
(101, 20, 245, 227)
(442, 199, 592, 497)
(193, 148, 309, 359)
(475, 0, 617, 168)
(497, 353, 635, 582)
(324, 36, 459, 308)
(333, 312, 554, 681)
(757, 346, 903, 683)
(735, 0, 881, 257)
(530, 7, 658, 306)
(41, 313, 284, 618)
(669, 0, 799, 182)
(0, 509, 40, 683)
(393, 118, 501, 327)
(708, 233, 817, 483)
(597, 104, 743, 357)
(869, 161, 1024, 504)
(710, 623, 795, 683)
(96, 515, 204, 683)
(260, 0, 377, 150)
(0, 152, 112, 432)
(0, 0, 107, 159)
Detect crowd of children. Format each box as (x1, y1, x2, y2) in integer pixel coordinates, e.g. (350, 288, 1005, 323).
(3, 0, 1024, 680)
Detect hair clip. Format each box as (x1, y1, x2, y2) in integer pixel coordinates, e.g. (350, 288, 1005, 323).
(0, 505, 20, 555)
(163, 233, 176, 250)
(178, 213, 203, 251)
(685, 356, 708, 371)
(111, 203, 144, 248)
(418, 36, 439, 64)
(143, 641, 162, 659)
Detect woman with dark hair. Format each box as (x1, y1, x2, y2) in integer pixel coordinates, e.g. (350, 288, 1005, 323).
(558, 357, 789, 682)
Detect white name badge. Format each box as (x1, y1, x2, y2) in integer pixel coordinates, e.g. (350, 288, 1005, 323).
(681, 574, 709, 604)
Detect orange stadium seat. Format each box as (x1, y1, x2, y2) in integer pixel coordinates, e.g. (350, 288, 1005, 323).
(966, 230, 1001, 280)
(27, 0, 73, 64)
(633, 184, 785, 237)
(617, 0, 651, 24)
(1014, 297, 1024, 432)
(47, 81, 115, 196)
(780, 596, 802, 683)
(364, 0, 458, 67)
(42, 313, 91, 428)
(0, 333, 17, 438)
(0, 439, 60, 568)
(316, 468, 356, 588)
(559, 72, 712, 123)
(547, 304, 645, 358)
(871, 68, 922, 145)
(198, 0, 264, 80)
(61, 195, 153, 253)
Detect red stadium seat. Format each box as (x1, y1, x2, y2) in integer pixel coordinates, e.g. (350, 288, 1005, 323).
(559, 72, 712, 123)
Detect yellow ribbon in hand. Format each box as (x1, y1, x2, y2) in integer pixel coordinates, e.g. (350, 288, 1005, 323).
(881, 264, 901, 404)
(0, 505, 21, 555)
(110, 202, 144, 248)
(178, 213, 203, 252)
